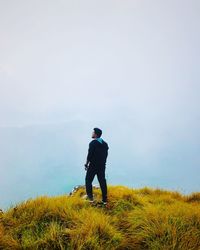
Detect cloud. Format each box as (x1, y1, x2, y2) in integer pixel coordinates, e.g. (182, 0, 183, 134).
(0, 64, 13, 75)
(0, 1, 200, 208)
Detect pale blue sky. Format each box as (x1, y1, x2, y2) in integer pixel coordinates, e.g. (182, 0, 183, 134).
(0, 0, 200, 209)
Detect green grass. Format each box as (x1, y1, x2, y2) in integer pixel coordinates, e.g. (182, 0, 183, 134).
(0, 185, 200, 249)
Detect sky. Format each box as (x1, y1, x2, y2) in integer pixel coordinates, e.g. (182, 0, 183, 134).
(0, 0, 200, 209)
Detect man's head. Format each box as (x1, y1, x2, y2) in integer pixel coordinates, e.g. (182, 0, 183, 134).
(92, 127, 102, 138)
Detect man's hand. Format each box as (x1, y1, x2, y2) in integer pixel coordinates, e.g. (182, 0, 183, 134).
(84, 164, 89, 171)
(84, 160, 90, 171)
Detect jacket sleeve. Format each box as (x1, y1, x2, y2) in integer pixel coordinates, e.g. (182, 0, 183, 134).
(86, 141, 95, 162)
(105, 144, 109, 159)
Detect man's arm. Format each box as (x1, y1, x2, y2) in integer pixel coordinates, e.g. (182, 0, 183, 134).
(85, 141, 95, 169)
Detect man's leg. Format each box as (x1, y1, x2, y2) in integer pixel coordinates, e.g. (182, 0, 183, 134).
(85, 167, 96, 200)
(97, 168, 107, 202)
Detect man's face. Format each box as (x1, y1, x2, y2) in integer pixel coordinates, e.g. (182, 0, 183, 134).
(92, 131, 97, 138)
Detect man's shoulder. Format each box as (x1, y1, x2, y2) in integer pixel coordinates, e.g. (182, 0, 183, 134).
(89, 139, 109, 148)
(102, 140, 109, 149)
(89, 140, 97, 145)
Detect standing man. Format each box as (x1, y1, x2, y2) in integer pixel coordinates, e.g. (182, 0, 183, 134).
(84, 128, 109, 204)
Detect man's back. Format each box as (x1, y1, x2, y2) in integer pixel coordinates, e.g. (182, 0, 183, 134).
(87, 139, 109, 167)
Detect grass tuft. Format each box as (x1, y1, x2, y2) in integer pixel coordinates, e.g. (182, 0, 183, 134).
(0, 185, 200, 249)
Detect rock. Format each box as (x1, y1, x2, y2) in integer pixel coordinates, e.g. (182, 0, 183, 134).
(69, 184, 100, 196)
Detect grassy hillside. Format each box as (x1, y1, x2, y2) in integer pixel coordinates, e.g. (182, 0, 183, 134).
(0, 185, 200, 250)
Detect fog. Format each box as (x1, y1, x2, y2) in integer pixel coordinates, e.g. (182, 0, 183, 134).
(0, 0, 200, 209)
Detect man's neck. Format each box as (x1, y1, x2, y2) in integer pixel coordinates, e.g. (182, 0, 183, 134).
(95, 137, 103, 144)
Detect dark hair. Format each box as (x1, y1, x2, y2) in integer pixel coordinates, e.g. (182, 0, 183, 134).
(93, 127, 102, 138)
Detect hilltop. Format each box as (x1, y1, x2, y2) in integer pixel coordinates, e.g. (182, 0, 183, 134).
(0, 185, 200, 249)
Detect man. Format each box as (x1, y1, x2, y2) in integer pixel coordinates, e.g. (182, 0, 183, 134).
(84, 127, 109, 204)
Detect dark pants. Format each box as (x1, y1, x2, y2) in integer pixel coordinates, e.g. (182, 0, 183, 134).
(85, 166, 107, 202)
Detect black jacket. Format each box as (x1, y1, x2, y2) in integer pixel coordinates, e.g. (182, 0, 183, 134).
(87, 139, 109, 167)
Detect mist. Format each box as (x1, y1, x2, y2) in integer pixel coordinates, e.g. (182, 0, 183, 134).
(0, 0, 200, 209)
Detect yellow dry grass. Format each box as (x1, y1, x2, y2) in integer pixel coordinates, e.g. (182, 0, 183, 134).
(0, 185, 200, 249)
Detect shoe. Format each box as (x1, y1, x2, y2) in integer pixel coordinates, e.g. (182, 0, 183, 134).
(82, 195, 94, 203)
(96, 201, 107, 206)
(81, 195, 88, 200)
